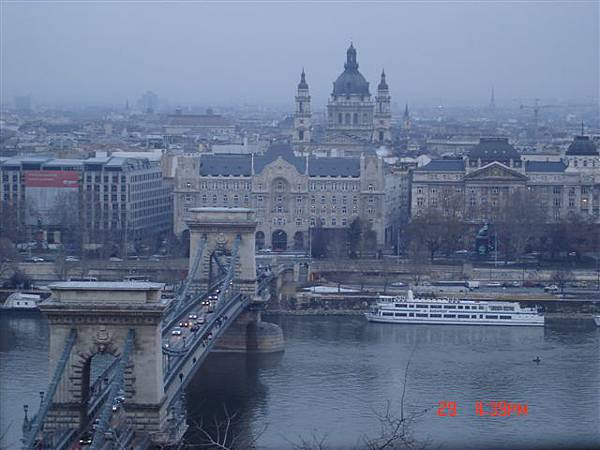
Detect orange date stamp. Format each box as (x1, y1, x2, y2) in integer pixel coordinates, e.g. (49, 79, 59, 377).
(437, 401, 528, 417)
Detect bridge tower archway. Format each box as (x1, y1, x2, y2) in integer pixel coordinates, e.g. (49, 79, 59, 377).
(185, 207, 258, 296)
(39, 283, 168, 439)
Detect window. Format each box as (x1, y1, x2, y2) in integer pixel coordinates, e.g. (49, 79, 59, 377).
(368, 184, 374, 192)
(338, 113, 343, 124)
(458, 314, 470, 319)
(485, 315, 498, 319)
(321, 195, 326, 204)
(443, 314, 456, 318)
(395, 313, 407, 317)
(500, 315, 512, 320)
(416, 313, 428, 318)
(430, 314, 442, 318)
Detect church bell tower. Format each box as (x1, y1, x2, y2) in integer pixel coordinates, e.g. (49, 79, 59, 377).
(373, 69, 392, 144)
(294, 69, 312, 144)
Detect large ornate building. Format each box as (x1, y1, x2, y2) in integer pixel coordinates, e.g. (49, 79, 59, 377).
(293, 44, 392, 156)
(173, 142, 385, 251)
(411, 136, 600, 224)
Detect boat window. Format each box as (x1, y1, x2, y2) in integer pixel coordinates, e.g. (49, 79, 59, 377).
(431, 305, 442, 309)
(416, 304, 428, 308)
(485, 315, 498, 319)
(463, 306, 469, 310)
(490, 306, 503, 311)
(395, 304, 403, 308)
(416, 313, 428, 317)
(409, 313, 414, 317)
(500, 315, 512, 319)
(479, 306, 485, 310)
(479, 314, 483, 318)
(408, 305, 415, 308)
(382, 312, 394, 316)
(443, 305, 454, 309)
(457, 305, 463, 309)
(395, 313, 407, 317)
(503, 306, 514, 311)
(443, 314, 456, 318)
(471, 315, 477, 318)
(458, 314, 470, 318)
(430, 314, 442, 318)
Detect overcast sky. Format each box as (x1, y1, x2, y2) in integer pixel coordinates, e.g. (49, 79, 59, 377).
(1, 1, 598, 108)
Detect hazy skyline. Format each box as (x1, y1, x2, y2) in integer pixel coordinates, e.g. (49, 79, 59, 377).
(1, 1, 598, 108)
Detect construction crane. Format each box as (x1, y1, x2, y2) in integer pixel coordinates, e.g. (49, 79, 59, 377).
(519, 99, 596, 141)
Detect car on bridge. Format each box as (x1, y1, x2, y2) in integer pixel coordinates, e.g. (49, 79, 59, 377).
(188, 313, 198, 320)
(171, 328, 183, 336)
(179, 321, 190, 328)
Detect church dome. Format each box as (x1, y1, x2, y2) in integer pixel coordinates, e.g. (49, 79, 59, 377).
(566, 135, 598, 156)
(332, 44, 370, 96)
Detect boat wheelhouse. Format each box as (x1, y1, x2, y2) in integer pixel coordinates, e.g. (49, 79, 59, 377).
(365, 290, 544, 327)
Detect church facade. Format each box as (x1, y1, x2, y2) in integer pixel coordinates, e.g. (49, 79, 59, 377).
(293, 44, 392, 156)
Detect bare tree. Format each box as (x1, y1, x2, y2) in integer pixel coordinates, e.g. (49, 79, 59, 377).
(0, 238, 17, 281)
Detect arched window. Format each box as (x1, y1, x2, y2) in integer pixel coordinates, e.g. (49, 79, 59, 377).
(345, 113, 351, 125)
(299, 102, 303, 113)
(353, 113, 358, 125)
(299, 130, 304, 141)
(338, 113, 343, 124)
(272, 230, 287, 251)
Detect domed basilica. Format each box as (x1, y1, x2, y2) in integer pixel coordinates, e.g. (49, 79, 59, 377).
(293, 44, 392, 156)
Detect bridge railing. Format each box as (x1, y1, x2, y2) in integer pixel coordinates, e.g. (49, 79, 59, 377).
(23, 329, 77, 450)
(164, 293, 251, 402)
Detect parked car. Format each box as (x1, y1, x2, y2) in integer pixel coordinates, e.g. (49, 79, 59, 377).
(109, 256, 123, 262)
(65, 256, 80, 262)
(391, 281, 405, 287)
(486, 282, 502, 288)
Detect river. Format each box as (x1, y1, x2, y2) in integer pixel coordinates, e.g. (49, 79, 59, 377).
(1, 312, 598, 449)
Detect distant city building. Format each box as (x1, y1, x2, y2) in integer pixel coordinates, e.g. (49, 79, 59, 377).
(173, 142, 386, 251)
(411, 136, 600, 223)
(0, 155, 172, 248)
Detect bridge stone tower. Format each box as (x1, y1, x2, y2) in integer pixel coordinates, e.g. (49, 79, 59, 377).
(39, 282, 170, 441)
(186, 207, 284, 353)
(186, 207, 258, 296)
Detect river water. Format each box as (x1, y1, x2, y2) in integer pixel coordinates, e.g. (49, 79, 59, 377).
(1, 312, 599, 450)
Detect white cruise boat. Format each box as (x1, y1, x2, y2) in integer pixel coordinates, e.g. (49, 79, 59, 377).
(365, 290, 544, 327)
(1, 292, 41, 310)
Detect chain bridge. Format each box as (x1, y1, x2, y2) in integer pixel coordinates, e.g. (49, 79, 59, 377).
(22, 208, 285, 449)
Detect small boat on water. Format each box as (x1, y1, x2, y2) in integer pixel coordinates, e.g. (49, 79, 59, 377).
(365, 290, 544, 327)
(1, 292, 41, 310)
(593, 315, 600, 327)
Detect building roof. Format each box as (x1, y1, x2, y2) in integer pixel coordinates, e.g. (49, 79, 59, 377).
(254, 142, 305, 173)
(566, 135, 598, 156)
(416, 159, 465, 172)
(200, 154, 252, 176)
(378, 70, 388, 91)
(298, 69, 309, 90)
(198, 142, 362, 177)
(308, 156, 360, 177)
(467, 137, 521, 161)
(332, 44, 370, 96)
(165, 114, 234, 127)
(49, 281, 164, 290)
(525, 161, 567, 173)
